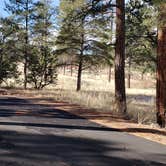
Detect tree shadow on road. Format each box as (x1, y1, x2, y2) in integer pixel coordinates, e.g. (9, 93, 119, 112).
(0, 96, 166, 136)
(0, 130, 165, 166)
(0, 97, 166, 165)
(0, 97, 84, 119)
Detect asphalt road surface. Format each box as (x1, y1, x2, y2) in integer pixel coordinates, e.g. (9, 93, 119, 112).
(0, 96, 166, 166)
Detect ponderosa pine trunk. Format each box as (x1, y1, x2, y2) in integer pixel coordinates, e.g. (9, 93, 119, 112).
(63, 66, 66, 75)
(114, 0, 127, 113)
(156, 27, 166, 128)
(108, 66, 112, 82)
(127, 56, 131, 89)
(70, 65, 73, 76)
(24, 0, 29, 89)
(127, 71, 131, 89)
(76, 57, 83, 91)
(108, 11, 113, 83)
(76, 18, 84, 92)
(141, 72, 144, 80)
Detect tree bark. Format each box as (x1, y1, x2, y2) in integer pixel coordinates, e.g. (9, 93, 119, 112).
(114, 0, 127, 113)
(108, 66, 112, 82)
(63, 66, 66, 75)
(76, 18, 85, 92)
(127, 56, 131, 89)
(24, 0, 29, 89)
(141, 72, 144, 80)
(108, 10, 114, 83)
(127, 71, 131, 89)
(156, 27, 166, 128)
(70, 65, 73, 76)
(76, 57, 83, 91)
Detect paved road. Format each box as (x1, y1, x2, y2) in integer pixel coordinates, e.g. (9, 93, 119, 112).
(0, 96, 166, 166)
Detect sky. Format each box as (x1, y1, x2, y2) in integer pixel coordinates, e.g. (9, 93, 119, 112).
(0, 0, 60, 17)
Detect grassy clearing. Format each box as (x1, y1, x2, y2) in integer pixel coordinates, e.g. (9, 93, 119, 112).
(55, 74, 156, 125)
(5, 72, 157, 125)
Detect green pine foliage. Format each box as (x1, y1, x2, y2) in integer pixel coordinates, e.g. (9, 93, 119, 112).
(126, 0, 157, 74)
(0, 0, 58, 89)
(56, 0, 114, 90)
(0, 18, 19, 85)
(27, 0, 58, 89)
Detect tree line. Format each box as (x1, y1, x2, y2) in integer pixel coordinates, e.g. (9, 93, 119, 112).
(0, 0, 165, 127)
(0, 0, 57, 89)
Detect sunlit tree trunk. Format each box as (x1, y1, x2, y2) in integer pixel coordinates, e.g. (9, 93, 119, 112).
(114, 0, 127, 113)
(156, 2, 166, 128)
(156, 27, 166, 128)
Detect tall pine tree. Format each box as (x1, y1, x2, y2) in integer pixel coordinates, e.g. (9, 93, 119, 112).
(27, 0, 57, 89)
(5, 0, 34, 89)
(57, 0, 113, 91)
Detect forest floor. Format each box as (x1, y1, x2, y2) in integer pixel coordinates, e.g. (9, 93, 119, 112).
(0, 95, 166, 166)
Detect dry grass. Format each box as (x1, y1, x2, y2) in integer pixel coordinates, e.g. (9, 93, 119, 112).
(55, 73, 156, 125)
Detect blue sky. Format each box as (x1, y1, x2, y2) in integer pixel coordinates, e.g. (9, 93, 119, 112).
(0, 0, 6, 17)
(0, 0, 60, 17)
